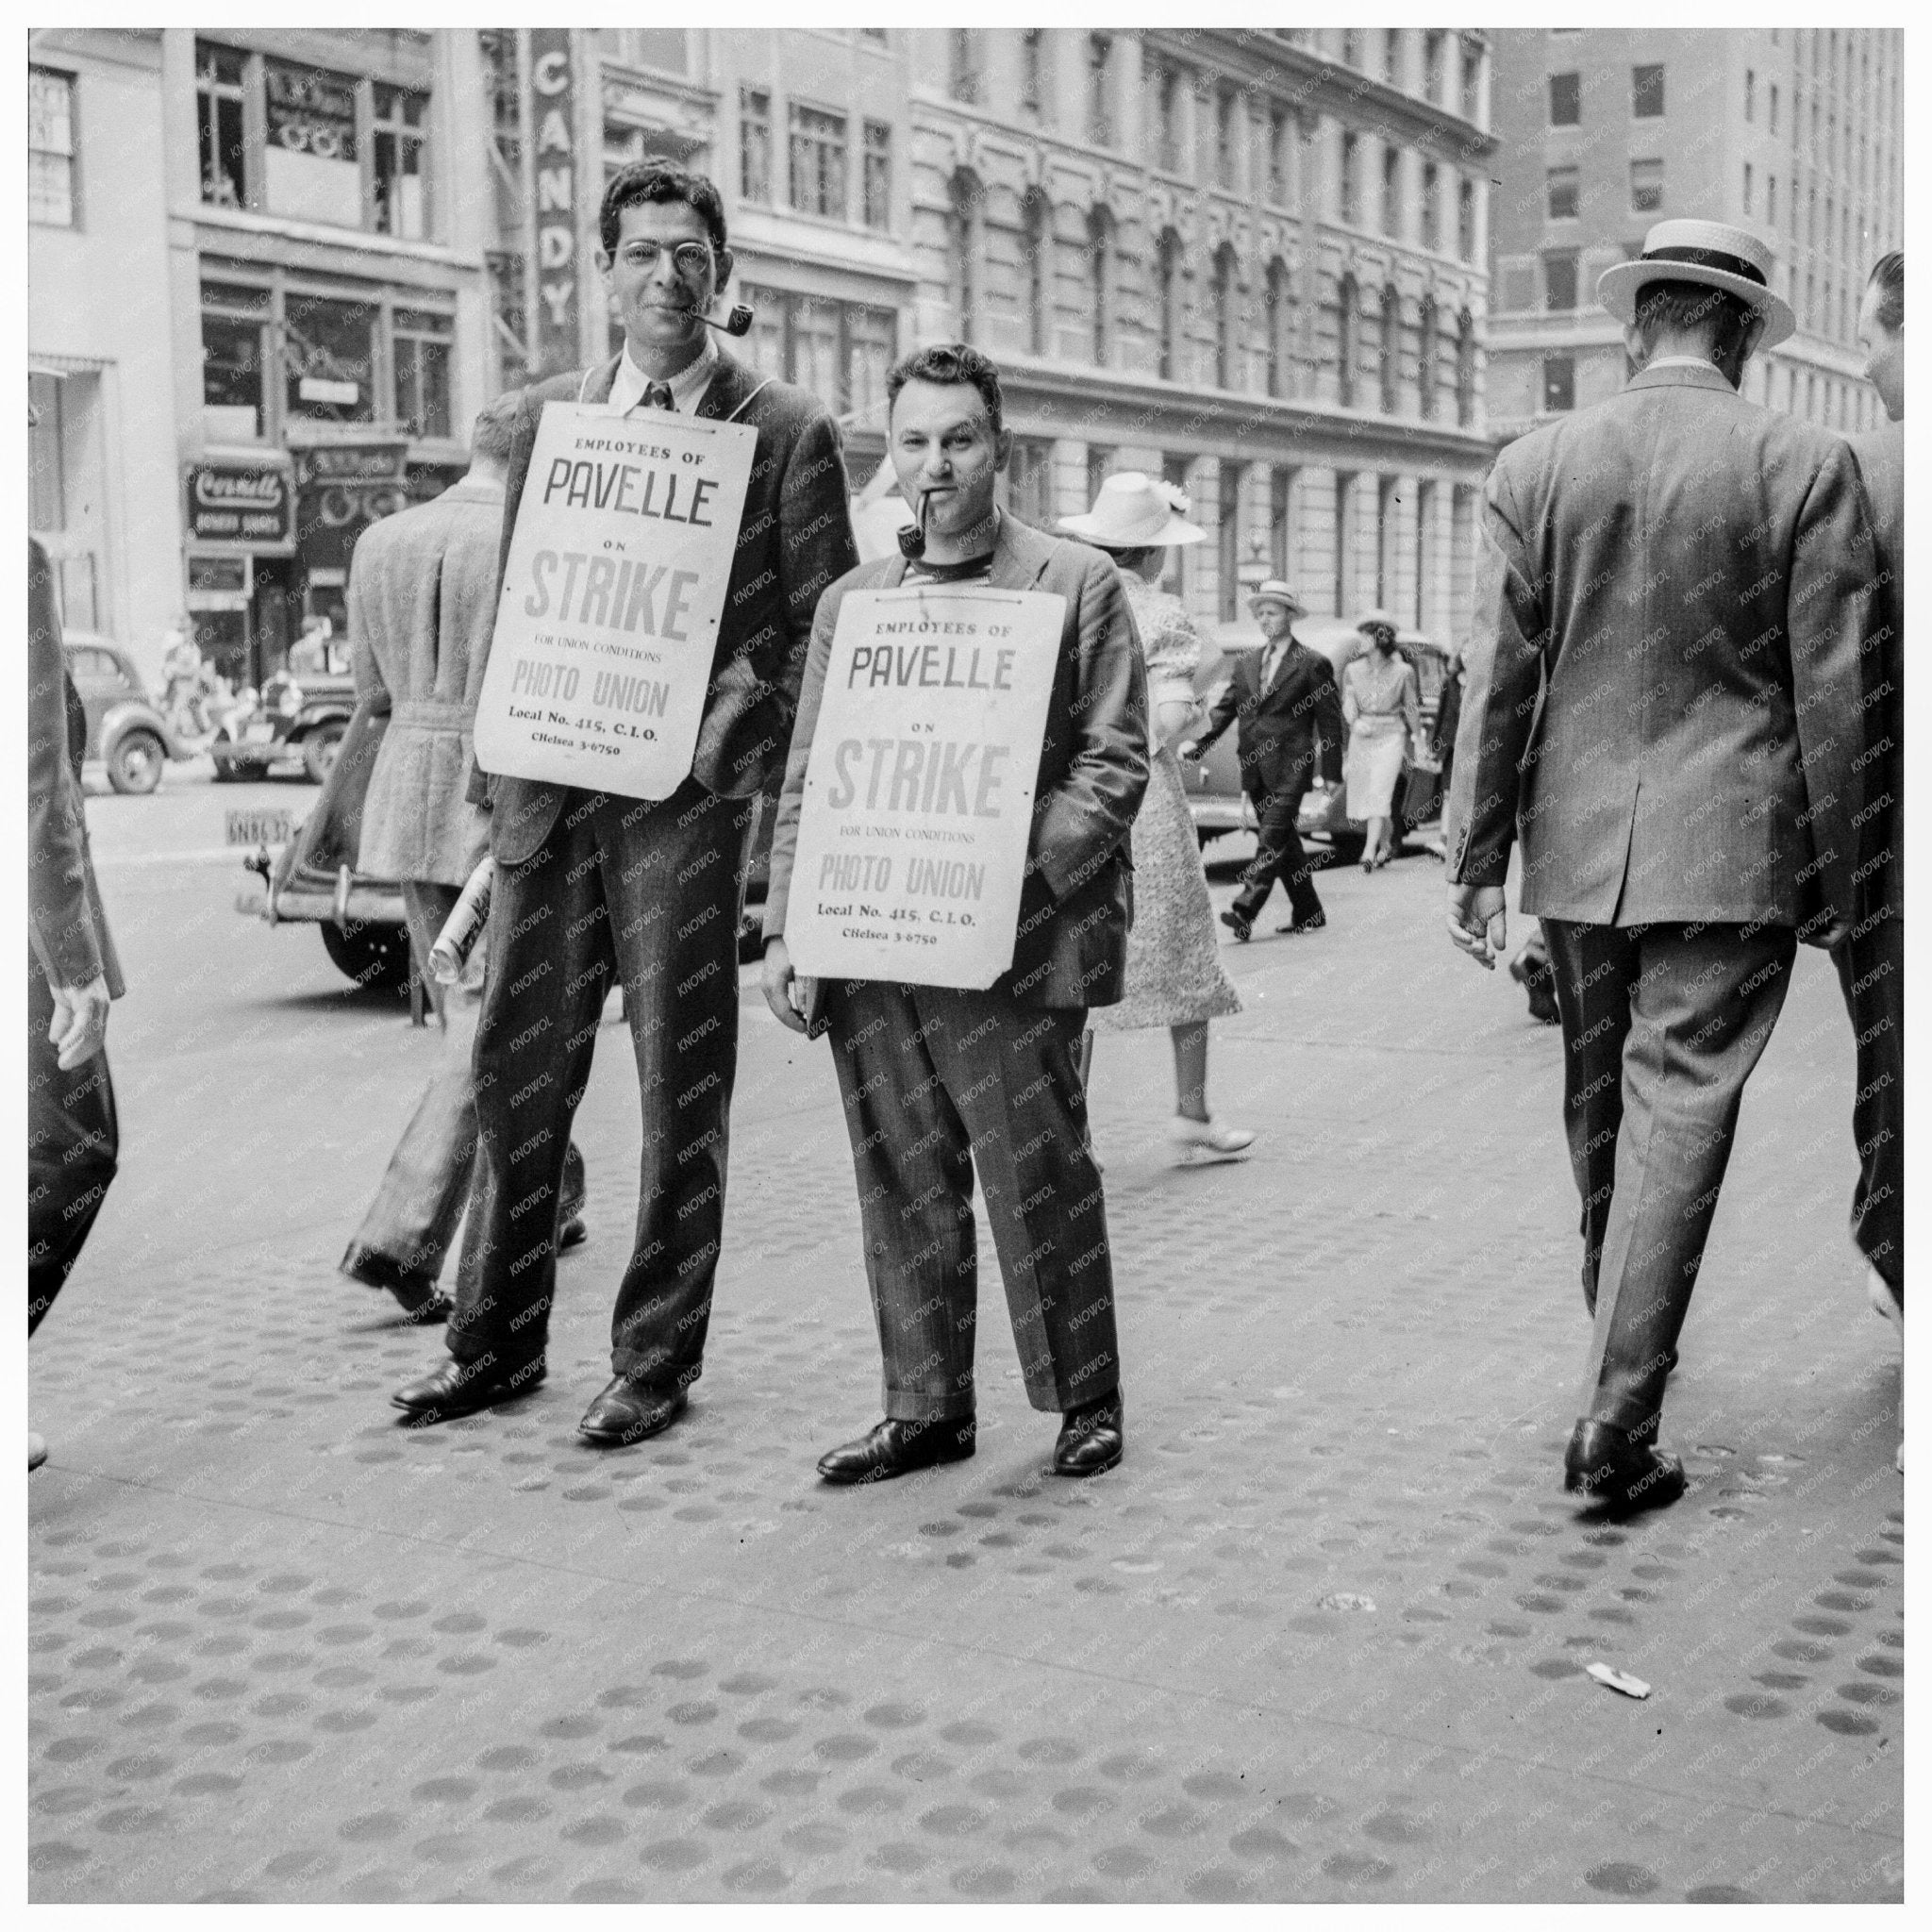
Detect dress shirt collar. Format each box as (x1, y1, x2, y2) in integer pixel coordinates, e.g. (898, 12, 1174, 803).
(1644, 353, 1722, 374)
(609, 333, 720, 415)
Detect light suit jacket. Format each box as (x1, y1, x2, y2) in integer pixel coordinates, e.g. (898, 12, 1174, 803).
(349, 476, 501, 886)
(1444, 360, 1874, 930)
(764, 516, 1150, 1024)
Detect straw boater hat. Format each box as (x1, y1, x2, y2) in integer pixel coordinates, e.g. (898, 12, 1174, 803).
(1060, 472, 1206, 549)
(1248, 578, 1304, 615)
(1597, 218, 1795, 348)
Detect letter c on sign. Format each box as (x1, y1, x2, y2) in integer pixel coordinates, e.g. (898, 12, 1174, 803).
(533, 52, 569, 95)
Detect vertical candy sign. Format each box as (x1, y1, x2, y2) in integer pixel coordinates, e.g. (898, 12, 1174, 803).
(474, 402, 757, 800)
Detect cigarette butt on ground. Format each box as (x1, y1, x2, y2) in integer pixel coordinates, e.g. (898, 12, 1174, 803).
(1586, 1662, 1652, 1699)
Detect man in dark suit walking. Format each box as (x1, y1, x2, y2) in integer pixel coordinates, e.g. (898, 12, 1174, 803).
(1182, 580, 1343, 941)
(1443, 220, 1875, 1513)
(28, 536, 125, 1472)
(394, 160, 858, 1442)
(761, 344, 1148, 1482)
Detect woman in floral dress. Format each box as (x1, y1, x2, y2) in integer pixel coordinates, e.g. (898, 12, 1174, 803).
(1060, 474, 1254, 1164)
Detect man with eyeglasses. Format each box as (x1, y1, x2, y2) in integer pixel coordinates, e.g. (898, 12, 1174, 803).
(394, 159, 858, 1444)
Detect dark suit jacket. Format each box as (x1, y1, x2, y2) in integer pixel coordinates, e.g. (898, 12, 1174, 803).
(28, 538, 123, 997)
(1193, 640, 1344, 796)
(1445, 361, 1874, 930)
(1847, 417, 1902, 916)
(764, 515, 1150, 1022)
(475, 349, 858, 865)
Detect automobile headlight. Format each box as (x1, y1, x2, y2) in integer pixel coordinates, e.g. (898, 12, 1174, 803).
(276, 681, 304, 717)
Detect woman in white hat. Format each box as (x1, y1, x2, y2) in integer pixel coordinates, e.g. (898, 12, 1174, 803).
(1060, 473, 1253, 1163)
(1341, 609, 1422, 871)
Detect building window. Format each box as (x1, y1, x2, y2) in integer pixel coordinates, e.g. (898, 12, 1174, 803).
(201, 279, 272, 437)
(1381, 143, 1401, 238)
(1342, 31, 1362, 71)
(1267, 108, 1289, 204)
(1546, 165, 1578, 222)
(1767, 174, 1777, 227)
(1382, 29, 1401, 85)
(1337, 272, 1358, 408)
(740, 284, 897, 420)
(1215, 87, 1238, 191)
(1769, 83, 1778, 136)
(29, 67, 76, 226)
(1379, 284, 1400, 413)
(1213, 245, 1239, 390)
(1264, 258, 1292, 398)
(1417, 294, 1438, 419)
(1457, 175, 1475, 259)
(1549, 71, 1580, 127)
(1745, 69, 1756, 121)
(283, 290, 378, 424)
(1422, 162, 1441, 251)
(1219, 459, 1244, 622)
(1154, 63, 1182, 173)
(1086, 443, 1114, 509)
(861, 121, 891, 230)
(196, 42, 248, 208)
(1341, 133, 1360, 225)
(264, 57, 362, 229)
(1456, 308, 1476, 425)
(740, 89, 772, 203)
(949, 175, 979, 341)
(1542, 355, 1575, 412)
(1333, 471, 1355, 612)
(1022, 192, 1052, 357)
(1088, 34, 1114, 147)
(1157, 230, 1183, 381)
(1269, 466, 1292, 580)
(1632, 64, 1665, 120)
(949, 30, 980, 106)
(1462, 43, 1483, 123)
(1543, 248, 1579, 310)
(1088, 207, 1113, 364)
(371, 83, 427, 240)
(789, 104, 847, 219)
(1629, 158, 1663, 215)
(1007, 437, 1054, 526)
(1742, 162, 1754, 217)
(1424, 32, 1445, 105)
(393, 307, 452, 439)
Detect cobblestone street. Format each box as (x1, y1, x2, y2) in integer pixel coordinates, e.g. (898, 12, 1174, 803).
(28, 785, 1906, 1904)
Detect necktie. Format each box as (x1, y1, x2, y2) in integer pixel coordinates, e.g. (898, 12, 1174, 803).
(643, 380, 675, 411)
(1263, 644, 1282, 689)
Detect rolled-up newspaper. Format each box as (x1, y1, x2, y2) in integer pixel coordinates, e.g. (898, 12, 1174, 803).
(428, 856, 494, 985)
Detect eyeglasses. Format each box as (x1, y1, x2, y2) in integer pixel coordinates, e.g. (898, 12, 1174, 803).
(615, 240, 715, 280)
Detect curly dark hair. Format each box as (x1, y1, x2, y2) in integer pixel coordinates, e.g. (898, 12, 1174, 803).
(885, 342, 1004, 438)
(599, 159, 727, 258)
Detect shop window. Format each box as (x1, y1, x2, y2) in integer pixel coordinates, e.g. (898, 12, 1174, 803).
(201, 279, 271, 438)
(789, 104, 847, 219)
(372, 84, 428, 240)
(1629, 158, 1663, 215)
(1549, 72, 1580, 127)
(1632, 64, 1665, 120)
(1542, 355, 1575, 412)
(1543, 249, 1579, 310)
(283, 291, 378, 424)
(741, 89, 772, 204)
(1547, 165, 1578, 222)
(29, 66, 76, 226)
(862, 121, 891, 231)
(394, 308, 453, 440)
(196, 42, 247, 208)
(264, 58, 361, 228)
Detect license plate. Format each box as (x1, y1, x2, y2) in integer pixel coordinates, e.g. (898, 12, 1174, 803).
(226, 808, 294, 847)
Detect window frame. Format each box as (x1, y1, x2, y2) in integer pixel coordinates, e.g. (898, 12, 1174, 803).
(1629, 157, 1664, 215)
(1548, 71, 1581, 128)
(739, 87, 773, 205)
(1546, 164, 1579, 222)
(1542, 352, 1575, 413)
(787, 100, 850, 223)
(29, 63, 79, 228)
(1631, 63, 1665, 121)
(736, 282, 900, 421)
(1542, 248, 1580, 312)
(861, 119, 891, 232)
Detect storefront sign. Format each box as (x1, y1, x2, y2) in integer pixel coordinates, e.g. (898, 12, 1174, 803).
(473, 402, 758, 799)
(529, 28, 580, 375)
(184, 460, 294, 548)
(783, 587, 1064, 991)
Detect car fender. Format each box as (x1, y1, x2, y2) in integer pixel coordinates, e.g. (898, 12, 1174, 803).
(99, 697, 184, 762)
(291, 701, 355, 737)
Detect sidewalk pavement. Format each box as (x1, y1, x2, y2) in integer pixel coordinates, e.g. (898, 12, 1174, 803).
(27, 849, 1904, 1903)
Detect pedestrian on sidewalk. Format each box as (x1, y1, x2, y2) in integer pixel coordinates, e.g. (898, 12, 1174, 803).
(1181, 580, 1343, 942)
(1342, 612, 1423, 872)
(1059, 473, 1251, 1166)
(1838, 249, 1905, 1470)
(1444, 219, 1875, 1515)
(761, 343, 1146, 1485)
(28, 536, 124, 1473)
(338, 391, 586, 1324)
(394, 159, 858, 1443)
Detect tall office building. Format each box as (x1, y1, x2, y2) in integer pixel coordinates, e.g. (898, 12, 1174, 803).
(1486, 27, 1902, 442)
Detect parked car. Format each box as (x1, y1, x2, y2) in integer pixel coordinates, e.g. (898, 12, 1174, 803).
(237, 700, 777, 990)
(211, 636, 357, 784)
(62, 633, 191, 794)
(1186, 614, 1452, 866)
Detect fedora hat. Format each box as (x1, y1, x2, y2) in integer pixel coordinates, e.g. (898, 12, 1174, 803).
(1060, 471, 1206, 549)
(1597, 219, 1795, 347)
(1248, 577, 1304, 614)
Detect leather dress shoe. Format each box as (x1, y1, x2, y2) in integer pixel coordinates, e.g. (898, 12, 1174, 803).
(578, 1377, 688, 1447)
(1219, 909, 1253, 943)
(1274, 914, 1327, 936)
(1510, 949, 1561, 1026)
(1054, 1392, 1124, 1478)
(1563, 1419, 1686, 1515)
(392, 1355, 544, 1424)
(817, 1415, 976, 1485)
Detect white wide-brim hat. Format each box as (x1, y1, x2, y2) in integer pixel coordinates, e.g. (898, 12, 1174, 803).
(1597, 219, 1795, 348)
(1060, 471, 1206, 549)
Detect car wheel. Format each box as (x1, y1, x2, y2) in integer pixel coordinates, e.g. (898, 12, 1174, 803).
(108, 729, 166, 795)
(301, 724, 346, 785)
(320, 919, 413, 991)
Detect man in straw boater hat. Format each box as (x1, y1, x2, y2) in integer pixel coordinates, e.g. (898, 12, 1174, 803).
(1441, 218, 1880, 1513)
(1181, 577, 1344, 941)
